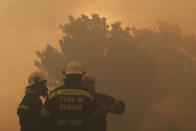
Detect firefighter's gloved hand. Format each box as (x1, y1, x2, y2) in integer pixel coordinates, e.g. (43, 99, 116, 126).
(116, 100, 125, 114)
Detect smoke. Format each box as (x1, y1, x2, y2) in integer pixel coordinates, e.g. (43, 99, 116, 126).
(0, 97, 19, 131)
(137, 94, 196, 131)
(1, 0, 196, 131)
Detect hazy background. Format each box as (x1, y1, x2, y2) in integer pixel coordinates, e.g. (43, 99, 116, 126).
(1, 0, 196, 130)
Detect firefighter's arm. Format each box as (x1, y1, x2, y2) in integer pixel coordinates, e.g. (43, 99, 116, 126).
(41, 90, 58, 118)
(96, 94, 125, 114)
(102, 99, 125, 114)
(17, 104, 30, 120)
(17, 99, 42, 119)
(41, 92, 57, 131)
(41, 100, 50, 118)
(111, 100, 125, 114)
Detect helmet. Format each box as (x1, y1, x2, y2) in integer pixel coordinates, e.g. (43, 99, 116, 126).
(82, 74, 96, 94)
(28, 71, 48, 86)
(82, 74, 96, 84)
(26, 71, 48, 96)
(65, 61, 84, 75)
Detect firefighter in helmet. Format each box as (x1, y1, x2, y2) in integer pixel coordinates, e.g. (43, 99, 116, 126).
(17, 71, 48, 131)
(82, 74, 126, 131)
(82, 74, 96, 95)
(42, 61, 96, 131)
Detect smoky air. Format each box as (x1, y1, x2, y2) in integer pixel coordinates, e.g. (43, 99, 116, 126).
(1, 0, 196, 130)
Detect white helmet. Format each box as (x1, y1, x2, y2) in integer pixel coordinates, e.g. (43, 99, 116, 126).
(28, 71, 48, 86)
(65, 61, 84, 75)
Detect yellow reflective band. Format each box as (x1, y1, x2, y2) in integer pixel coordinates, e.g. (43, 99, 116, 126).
(57, 89, 94, 101)
(48, 91, 57, 100)
(18, 105, 29, 110)
(41, 107, 50, 117)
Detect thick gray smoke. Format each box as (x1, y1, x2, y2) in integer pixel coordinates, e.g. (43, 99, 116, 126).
(35, 14, 196, 131)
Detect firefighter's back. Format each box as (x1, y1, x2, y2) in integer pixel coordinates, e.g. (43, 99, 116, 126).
(45, 85, 95, 131)
(43, 61, 96, 131)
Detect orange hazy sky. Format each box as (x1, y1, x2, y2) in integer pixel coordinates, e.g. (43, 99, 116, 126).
(1, 0, 196, 130)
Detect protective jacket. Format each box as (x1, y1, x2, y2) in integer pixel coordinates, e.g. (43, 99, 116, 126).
(17, 92, 43, 131)
(42, 76, 96, 131)
(92, 93, 125, 131)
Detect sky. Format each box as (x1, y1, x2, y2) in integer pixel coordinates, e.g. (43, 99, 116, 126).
(1, 0, 196, 130)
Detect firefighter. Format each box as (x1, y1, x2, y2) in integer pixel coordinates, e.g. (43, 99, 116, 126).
(17, 71, 48, 131)
(42, 61, 96, 131)
(82, 74, 126, 131)
(82, 74, 96, 95)
(93, 93, 125, 131)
